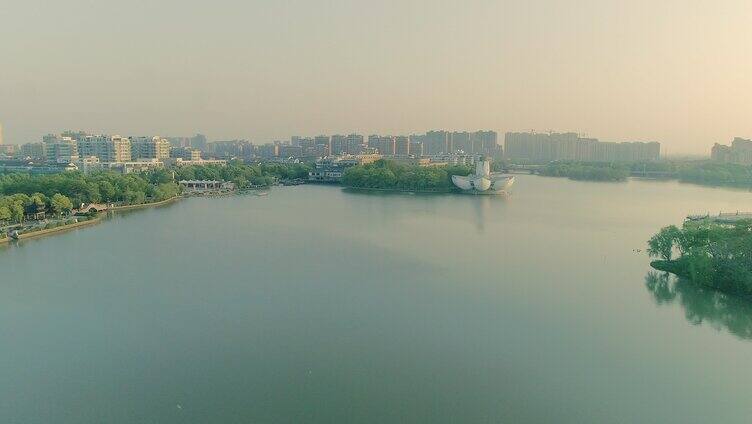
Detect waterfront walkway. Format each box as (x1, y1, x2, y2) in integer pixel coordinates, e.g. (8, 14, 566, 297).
(687, 211, 752, 223)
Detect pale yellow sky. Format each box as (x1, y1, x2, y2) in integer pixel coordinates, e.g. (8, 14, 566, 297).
(1, 0, 750, 154)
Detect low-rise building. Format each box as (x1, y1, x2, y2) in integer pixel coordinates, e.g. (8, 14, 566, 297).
(172, 158, 227, 166)
(425, 154, 476, 166)
(103, 159, 164, 174)
(179, 180, 235, 192)
(308, 154, 383, 182)
(73, 156, 102, 174)
(0, 160, 77, 174)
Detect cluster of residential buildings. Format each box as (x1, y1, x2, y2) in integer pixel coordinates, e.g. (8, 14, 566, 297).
(192, 130, 501, 162)
(711, 138, 752, 165)
(504, 132, 661, 163)
(0, 126, 680, 178)
(3, 131, 225, 174)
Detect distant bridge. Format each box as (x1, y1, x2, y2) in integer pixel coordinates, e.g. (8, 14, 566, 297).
(75, 203, 111, 214)
(499, 165, 545, 174)
(630, 170, 678, 178)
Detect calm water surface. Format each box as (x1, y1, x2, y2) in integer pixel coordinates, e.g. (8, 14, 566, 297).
(2, 175, 752, 423)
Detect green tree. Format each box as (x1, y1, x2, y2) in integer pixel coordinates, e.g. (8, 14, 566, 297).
(9, 203, 24, 223)
(0, 205, 11, 222)
(647, 225, 680, 261)
(27, 192, 48, 217)
(50, 194, 74, 216)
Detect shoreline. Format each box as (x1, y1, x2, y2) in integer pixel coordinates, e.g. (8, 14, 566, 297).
(13, 216, 105, 241)
(650, 259, 752, 300)
(109, 195, 182, 211)
(2, 196, 184, 245)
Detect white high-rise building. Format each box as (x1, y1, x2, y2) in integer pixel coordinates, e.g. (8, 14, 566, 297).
(77, 135, 132, 162)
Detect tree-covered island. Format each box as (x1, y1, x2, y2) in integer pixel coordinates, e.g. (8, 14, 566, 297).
(341, 159, 473, 192)
(648, 219, 752, 296)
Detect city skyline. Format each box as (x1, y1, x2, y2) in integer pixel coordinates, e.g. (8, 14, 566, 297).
(0, 122, 740, 157)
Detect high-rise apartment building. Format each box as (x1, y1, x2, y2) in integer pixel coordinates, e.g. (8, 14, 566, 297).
(330, 135, 346, 155)
(425, 131, 450, 155)
(368, 135, 396, 156)
(166, 137, 192, 148)
(470, 131, 500, 156)
(395, 136, 410, 155)
(711, 138, 752, 165)
(44, 136, 79, 163)
(408, 134, 426, 157)
(258, 143, 280, 159)
(345, 134, 365, 155)
(450, 132, 471, 153)
(190, 134, 208, 151)
(314, 135, 331, 156)
(131, 136, 170, 160)
(77, 135, 132, 162)
(504, 132, 659, 163)
(20, 142, 46, 160)
(208, 139, 253, 159)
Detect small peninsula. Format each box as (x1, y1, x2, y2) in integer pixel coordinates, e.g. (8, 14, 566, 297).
(648, 219, 752, 296)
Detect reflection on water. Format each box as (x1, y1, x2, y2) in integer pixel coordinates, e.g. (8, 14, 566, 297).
(645, 271, 752, 340)
(472, 195, 490, 233)
(470, 194, 508, 233)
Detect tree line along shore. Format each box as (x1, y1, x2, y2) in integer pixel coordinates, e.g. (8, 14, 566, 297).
(534, 160, 752, 184)
(0, 161, 312, 241)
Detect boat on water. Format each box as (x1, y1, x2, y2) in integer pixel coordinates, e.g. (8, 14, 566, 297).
(451, 157, 514, 194)
(256, 192, 269, 196)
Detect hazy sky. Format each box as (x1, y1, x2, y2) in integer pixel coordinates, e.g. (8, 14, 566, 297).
(1, 0, 751, 154)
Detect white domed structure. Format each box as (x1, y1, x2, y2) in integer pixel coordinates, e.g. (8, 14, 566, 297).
(452, 157, 514, 194)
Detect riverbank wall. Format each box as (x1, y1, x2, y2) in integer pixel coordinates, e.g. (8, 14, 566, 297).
(14, 216, 104, 241)
(109, 195, 181, 211)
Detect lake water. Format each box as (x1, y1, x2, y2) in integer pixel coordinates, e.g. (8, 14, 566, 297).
(2, 175, 752, 423)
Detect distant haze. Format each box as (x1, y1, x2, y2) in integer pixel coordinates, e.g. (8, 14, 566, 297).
(1, 0, 751, 154)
